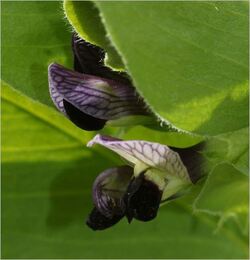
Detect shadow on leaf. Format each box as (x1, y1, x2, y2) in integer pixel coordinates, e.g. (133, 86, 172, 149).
(46, 152, 114, 230)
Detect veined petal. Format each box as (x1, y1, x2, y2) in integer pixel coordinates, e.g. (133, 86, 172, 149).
(48, 63, 106, 130)
(48, 67, 66, 114)
(49, 34, 153, 131)
(92, 165, 133, 218)
(86, 165, 133, 231)
(48, 63, 148, 121)
(87, 134, 191, 183)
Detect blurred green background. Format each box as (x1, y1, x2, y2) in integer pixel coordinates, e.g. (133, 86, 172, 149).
(1, 1, 248, 259)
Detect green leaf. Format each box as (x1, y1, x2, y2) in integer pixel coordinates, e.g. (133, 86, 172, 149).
(2, 81, 248, 259)
(63, 0, 123, 69)
(204, 127, 249, 175)
(193, 163, 248, 235)
(123, 125, 203, 148)
(1, 1, 72, 106)
(65, 1, 248, 135)
(1, 81, 94, 162)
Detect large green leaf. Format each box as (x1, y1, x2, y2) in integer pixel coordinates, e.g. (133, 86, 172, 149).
(1, 1, 72, 106)
(65, 1, 249, 135)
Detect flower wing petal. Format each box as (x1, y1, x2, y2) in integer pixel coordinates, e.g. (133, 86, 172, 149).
(88, 134, 191, 183)
(92, 165, 133, 218)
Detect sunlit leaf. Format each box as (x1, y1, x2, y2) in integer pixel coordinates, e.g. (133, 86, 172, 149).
(65, 1, 248, 135)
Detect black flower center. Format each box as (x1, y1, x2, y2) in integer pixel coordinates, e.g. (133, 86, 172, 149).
(63, 99, 106, 131)
(86, 169, 163, 230)
(86, 207, 124, 231)
(124, 171, 163, 222)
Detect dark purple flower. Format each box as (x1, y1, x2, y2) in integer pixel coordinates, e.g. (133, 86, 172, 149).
(86, 134, 203, 230)
(48, 34, 152, 131)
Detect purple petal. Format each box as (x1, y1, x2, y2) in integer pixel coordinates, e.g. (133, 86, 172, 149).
(72, 33, 132, 86)
(88, 134, 191, 183)
(48, 63, 105, 131)
(92, 165, 133, 218)
(171, 142, 205, 184)
(72, 33, 105, 75)
(48, 65, 66, 114)
(48, 63, 148, 120)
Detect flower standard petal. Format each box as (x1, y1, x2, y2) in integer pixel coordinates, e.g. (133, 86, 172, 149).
(48, 66, 66, 115)
(48, 63, 150, 130)
(48, 63, 106, 130)
(49, 33, 154, 131)
(87, 134, 191, 183)
(48, 63, 148, 120)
